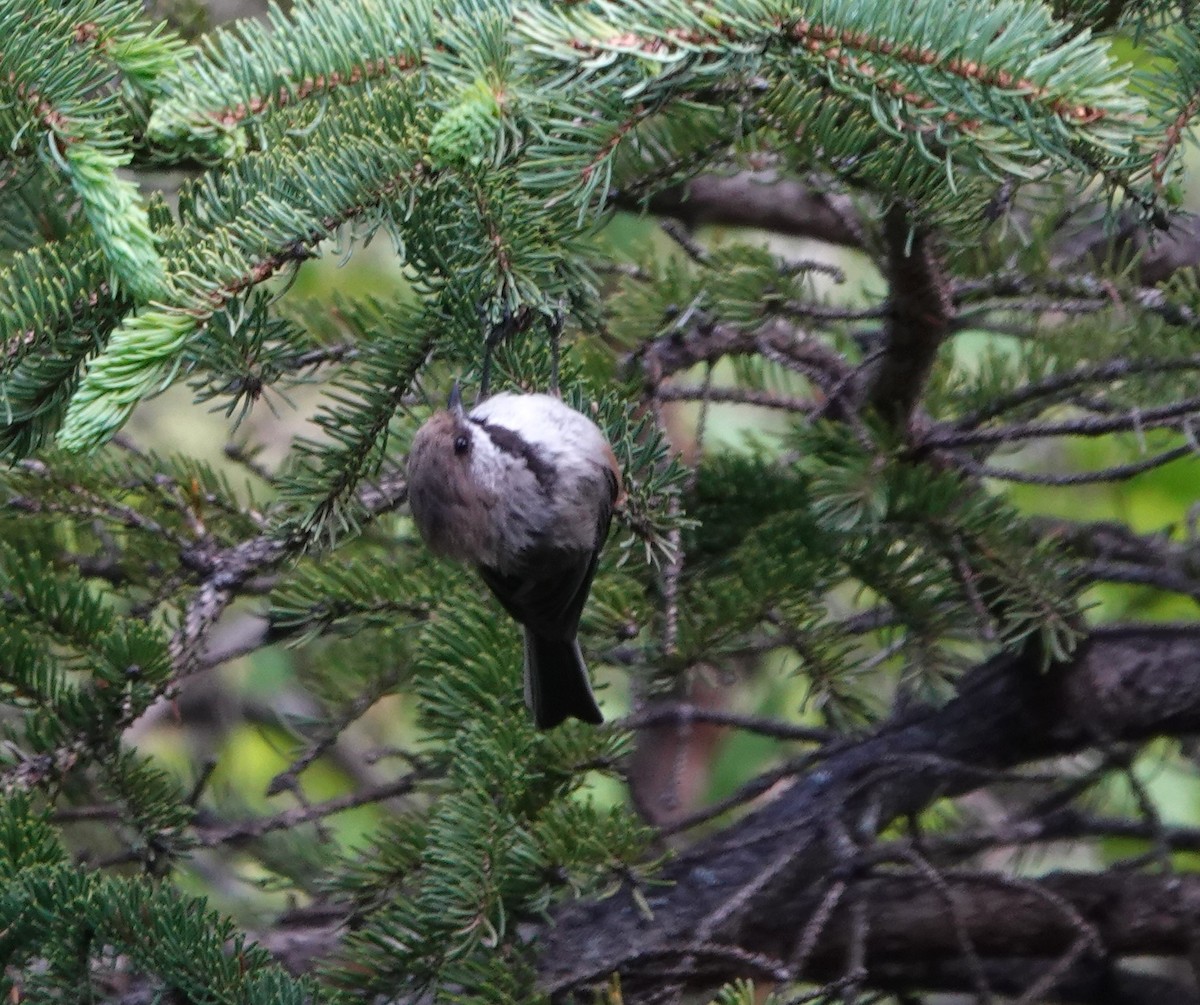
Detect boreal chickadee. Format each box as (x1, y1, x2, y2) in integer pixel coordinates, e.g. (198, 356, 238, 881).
(406, 384, 622, 728)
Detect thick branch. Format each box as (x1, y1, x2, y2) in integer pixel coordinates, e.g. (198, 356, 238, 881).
(870, 957, 1197, 1005)
(539, 625, 1200, 1000)
(787, 870, 1200, 973)
(634, 174, 1200, 289)
(865, 208, 953, 430)
(563, 870, 1200, 1003)
(634, 171, 866, 249)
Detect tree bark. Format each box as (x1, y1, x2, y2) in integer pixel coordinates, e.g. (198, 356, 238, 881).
(538, 626, 1200, 1000)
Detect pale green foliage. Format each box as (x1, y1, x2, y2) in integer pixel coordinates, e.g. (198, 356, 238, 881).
(0, 0, 1198, 1003)
(519, 0, 1160, 223)
(3, 0, 1179, 456)
(0, 2, 179, 298)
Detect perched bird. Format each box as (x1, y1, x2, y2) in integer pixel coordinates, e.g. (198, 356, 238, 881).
(406, 385, 621, 728)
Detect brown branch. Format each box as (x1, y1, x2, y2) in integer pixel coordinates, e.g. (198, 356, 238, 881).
(653, 383, 818, 413)
(618, 702, 836, 743)
(925, 395, 1200, 448)
(168, 469, 409, 687)
(626, 171, 1200, 305)
(169, 534, 292, 682)
(865, 207, 953, 431)
(634, 171, 866, 248)
(539, 625, 1200, 1000)
(628, 315, 851, 400)
(952, 443, 1196, 486)
(208, 55, 420, 129)
(872, 958, 1196, 1005)
(772, 870, 1199, 985)
(1153, 91, 1200, 191)
(541, 869, 1200, 1004)
(950, 355, 1200, 430)
(194, 770, 424, 847)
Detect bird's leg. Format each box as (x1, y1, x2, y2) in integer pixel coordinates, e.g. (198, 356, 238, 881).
(546, 311, 563, 396)
(480, 306, 517, 401)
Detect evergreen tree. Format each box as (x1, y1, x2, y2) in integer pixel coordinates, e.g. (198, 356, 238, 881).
(3, 0, 1200, 1001)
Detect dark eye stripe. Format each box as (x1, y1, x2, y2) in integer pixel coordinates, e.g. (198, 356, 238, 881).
(469, 417, 556, 493)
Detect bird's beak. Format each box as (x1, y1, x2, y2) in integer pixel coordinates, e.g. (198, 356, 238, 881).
(448, 379, 465, 419)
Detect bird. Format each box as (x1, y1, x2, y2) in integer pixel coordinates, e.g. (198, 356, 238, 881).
(406, 384, 621, 728)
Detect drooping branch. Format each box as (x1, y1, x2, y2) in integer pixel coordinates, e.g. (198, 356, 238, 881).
(635, 171, 866, 249)
(628, 315, 850, 400)
(538, 625, 1200, 1001)
(637, 174, 1200, 290)
(85, 840, 1200, 1005)
(167, 468, 409, 683)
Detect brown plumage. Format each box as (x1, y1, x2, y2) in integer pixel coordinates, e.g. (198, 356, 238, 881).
(407, 390, 620, 728)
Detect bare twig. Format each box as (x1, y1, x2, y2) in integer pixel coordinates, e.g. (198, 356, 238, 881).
(925, 397, 1200, 448)
(952, 443, 1195, 486)
(618, 703, 836, 744)
(194, 770, 425, 847)
(655, 383, 819, 413)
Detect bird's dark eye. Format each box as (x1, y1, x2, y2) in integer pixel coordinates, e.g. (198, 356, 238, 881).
(453, 434, 469, 455)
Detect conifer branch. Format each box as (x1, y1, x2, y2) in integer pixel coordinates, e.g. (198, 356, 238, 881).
(522, 0, 1159, 228)
(192, 770, 426, 847)
(953, 444, 1196, 487)
(865, 208, 952, 430)
(147, 0, 431, 159)
(654, 383, 818, 413)
(4, 3, 1200, 1002)
(630, 315, 850, 394)
(0, 2, 171, 299)
(1152, 91, 1200, 191)
(540, 625, 1200, 1000)
(948, 355, 1200, 430)
(170, 533, 292, 682)
(924, 395, 1200, 447)
(59, 116, 428, 451)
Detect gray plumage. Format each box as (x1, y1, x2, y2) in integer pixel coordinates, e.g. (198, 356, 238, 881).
(407, 391, 621, 728)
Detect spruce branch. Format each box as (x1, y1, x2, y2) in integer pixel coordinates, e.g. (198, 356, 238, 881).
(924, 395, 1200, 447)
(654, 383, 819, 413)
(539, 626, 1200, 1000)
(630, 315, 850, 395)
(1138, 17, 1200, 195)
(5, 3, 1200, 1002)
(947, 354, 1200, 430)
(192, 770, 426, 848)
(0, 239, 132, 455)
(59, 93, 428, 452)
(1151, 90, 1200, 193)
(953, 443, 1196, 487)
(635, 172, 866, 248)
(0, 1, 172, 300)
(865, 207, 952, 431)
(147, 0, 432, 160)
(521, 0, 1160, 231)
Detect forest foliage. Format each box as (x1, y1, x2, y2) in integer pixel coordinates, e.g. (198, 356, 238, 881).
(2, 0, 1200, 1002)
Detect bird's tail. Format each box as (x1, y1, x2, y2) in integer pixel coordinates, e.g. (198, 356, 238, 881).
(523, 631, 603, 729)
